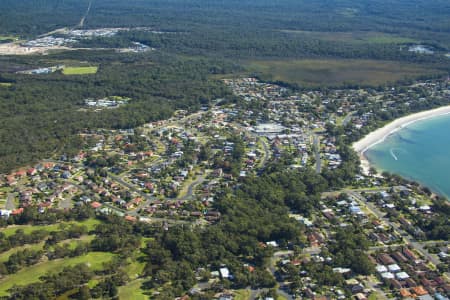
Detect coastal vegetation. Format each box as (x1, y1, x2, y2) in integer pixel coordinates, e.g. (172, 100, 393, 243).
(0, 1, 449, 299)
(246, 59, 445, 87)
(278, 30, 418, 45)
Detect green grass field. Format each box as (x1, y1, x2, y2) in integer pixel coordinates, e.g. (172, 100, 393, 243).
(0, 219, 101, 237)
(234, 289, 251, 300)
(0, 242, 45, 263)
(118, 279, 148, 300)
(0, 252, 114, 296)
(246, 59, 443, 87)
(279, 30, 417, 44)
(0, 36, 18, 42)
(126, 258, 146, 279)
(0, 83, 12, 87)
(0, 235, 95, 264)
(62, 66, 98, 75)
(57, 235, 95, 250)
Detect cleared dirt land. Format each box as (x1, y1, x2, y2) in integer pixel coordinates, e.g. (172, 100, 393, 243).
(246, 59, 444, 87)
(0, 42, 72, 56)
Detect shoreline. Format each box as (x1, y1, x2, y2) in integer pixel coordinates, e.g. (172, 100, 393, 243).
(352, 105, 450, 175)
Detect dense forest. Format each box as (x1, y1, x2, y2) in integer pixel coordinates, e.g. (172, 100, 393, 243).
(0, 52, 237, 172)
(2, 0, 450, 58)
(0, 0, 88, 37)
(2, 0, 450, 43)
(0, 0, 450, 170)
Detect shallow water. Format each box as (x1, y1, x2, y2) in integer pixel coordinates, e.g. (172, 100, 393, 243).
(366, 114, 450, 198)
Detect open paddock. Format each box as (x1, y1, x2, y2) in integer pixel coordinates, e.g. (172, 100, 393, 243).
(279, 30, 417, 44)
(62, 66, 98, 75)
(246, 59, 444, 87)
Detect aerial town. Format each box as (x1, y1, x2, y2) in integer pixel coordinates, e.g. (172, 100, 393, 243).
(0, 76, 449, 300)
(0, 78, 450, 299)
(2, 1, 450, 299)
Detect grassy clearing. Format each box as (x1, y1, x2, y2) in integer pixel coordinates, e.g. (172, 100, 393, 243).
(0, 242, 45, 263)
(118, 279, 148, 300)
(57, 235, 95, 250)
(0, 83, 12, 87)
(0, 219, 101, 237)
(87, 279, 99, 289)
(279, 30, 417, 44)
(0, 235, 95, 264)
(246, 59, 443, 87)
(1, 223, 62, 237)
(0, 36, 17, 42)
(368, 292, 382, 300)
(0, 252, 114, 296)
(234, 289, 251, 300)
(62, 66, 98, 75)
(126, 258, 146, 279)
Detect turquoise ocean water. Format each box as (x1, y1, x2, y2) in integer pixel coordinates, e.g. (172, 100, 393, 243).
(365, 114, 450, 199)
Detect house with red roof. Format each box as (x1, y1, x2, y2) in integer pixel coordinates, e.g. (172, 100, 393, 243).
(125, 215, 137, 222)
(11, 208, 24, 215)
(90, 201, 102, 209)
(27, 168, 37, 176)
(15, 170, 27, 177)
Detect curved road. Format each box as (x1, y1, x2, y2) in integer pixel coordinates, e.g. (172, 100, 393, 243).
(178, 174, 207, 201)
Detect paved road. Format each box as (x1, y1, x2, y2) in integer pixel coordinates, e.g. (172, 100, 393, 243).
(247, 250, 294, 300)
(313, 135, 321, 174)
(102, 202, 189, 225)
(235, 123, 271, 170)
(249, 288, 265, 300)
(257, 136, 270, 168)
(342, 112, 355, 126)
(5, 193, 16, 210)
(303, 246, 322, 255)
(366, 278, 388, 300)
(369, 241, 448, 252)
(346, 190, 442, 266)
(178, 174, 207, 201)
(266, 251, 295, 300)
(107, 173, 158, 213)
(59, 196, 73, 209)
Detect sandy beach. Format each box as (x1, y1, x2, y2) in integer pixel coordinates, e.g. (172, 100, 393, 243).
(353, 105, 450, 174)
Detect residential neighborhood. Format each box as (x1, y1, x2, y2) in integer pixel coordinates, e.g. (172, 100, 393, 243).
(0, 77, 449, 300)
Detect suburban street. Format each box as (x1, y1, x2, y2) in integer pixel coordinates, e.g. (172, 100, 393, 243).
(313, 135, 321, 174)
(346, 190, 443, 266)
(342, 111, 355, 126)
(267, 251, 295, 300)
(178, 173, 208, 201)
(5, 193, 16, 210)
